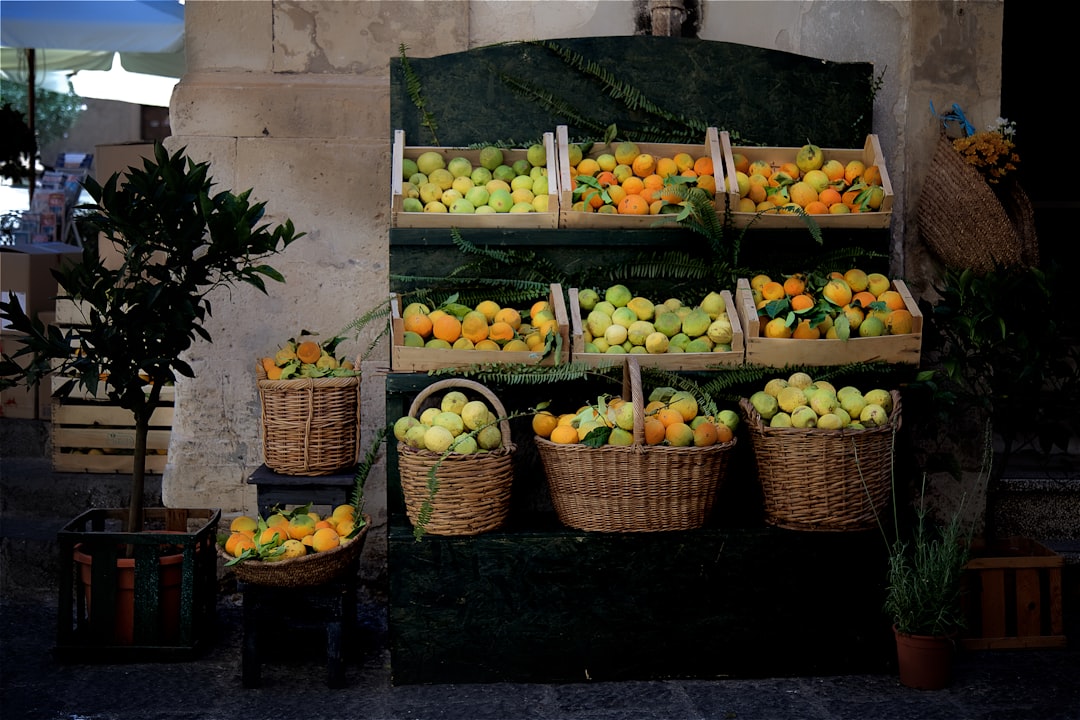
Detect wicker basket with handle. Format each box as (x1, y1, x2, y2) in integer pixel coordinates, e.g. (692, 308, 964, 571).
(256, 360, 361, 476)
(535, 356, 736, 533)
(739, 390, 901, 532)
(397, 378, 516, 536)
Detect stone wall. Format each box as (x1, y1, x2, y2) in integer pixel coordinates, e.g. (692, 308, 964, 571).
(165, 1, 1005, 536)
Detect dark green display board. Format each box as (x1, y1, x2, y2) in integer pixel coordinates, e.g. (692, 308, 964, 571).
(391, 36, 875, 147)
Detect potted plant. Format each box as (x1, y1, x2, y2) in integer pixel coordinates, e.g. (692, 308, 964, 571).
(0, 141, 303, 657)
(883, 471, 979, 690)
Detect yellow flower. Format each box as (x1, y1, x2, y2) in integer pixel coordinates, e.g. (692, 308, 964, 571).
(952, 131, 1019, 184)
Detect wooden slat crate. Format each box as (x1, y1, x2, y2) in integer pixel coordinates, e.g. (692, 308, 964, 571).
(735, 277, 922, 367)
(391, 130, 559, 229)
(568, 287, 744, 369)
(556, 125, 737, 230)
(719, 134, 893, 229)
(51, 377, 174, 473)
(390, 283, 570, 372)
(961, 537, 1066, 650)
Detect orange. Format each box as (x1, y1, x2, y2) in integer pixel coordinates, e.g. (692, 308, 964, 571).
(804, 200, 829, 215)
(225, 532, 256, 558)
(475, 299, 501, 322)
(488, 321, 516, 343)
(792, 319, 821, 340)
(644, 400, 667, 417)
(549, 424, 580, 444)
(790, 293, 815, 312)
(887, 308, 914, 335)
(643, 416, 666, 445)
(606, 184, 628, 207)
(750, 274, 772, 293)
(673, 152, 695, 173)
(493, 307, 522, 331)
(655, 156, 678, 178)
(851, 290, 877, 309)
(621, 176, 645, 195)
(746, 181, 767, 205)
(403, 312, 433, 339)
(287, 514, 317, 540)
(260, 357, 276, 373)
(596, 170, 618, 187)
(844, 160, 866, 185)
(584, 188, 605, 209)
(230, 516, 258, 535)
(614, 141, 640, 166)
(761, 281, 785, 301)
(642, 173, 665, 192)
(665, 422, 695, 447)
(715, 422, 734, 444)
(763, 317, 793, 339)
(531, 300, 552, 319)
(695, 174, 716, 196)
(576, 157, 600, 177)
(655, 407, 683, 428)
(632, 153, 656, 178)
(692, 422, 718, 447)
(649, 200, 664, 215)
(618, 194, 650, 215)
(460, 311, 490, 344)
(862, 165, 883, 186)
(296, 341, 321, 364)
(747, 159, 771, 178)
(878, 290, 905, 311)
(532, 411, 559, 438)
(311, 527, 340, 552)
(266, 365, 283, 380)
(693, 156, 714, 176)
(432, 314, 462, 343)
(783, 275, 806, 297)
(259, 526, 288, 547)
(822, 279, 853, 307)
(778, 161, 801, 180)
(660, 183, 683, 204)
(731, 152, 750, 174)
(818, 188, 842, 207)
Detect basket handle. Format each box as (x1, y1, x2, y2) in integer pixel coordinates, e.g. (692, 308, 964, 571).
(407, 377, 513, 448)
(626, 356, 646, 446)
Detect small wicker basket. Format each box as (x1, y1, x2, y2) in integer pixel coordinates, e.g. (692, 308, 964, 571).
(256, 360, 361, 476)
(739, 390, 901, 532)
(535, 357, 736, 533)
(219, 516, 369, 587)
(397, 378, 516, 536)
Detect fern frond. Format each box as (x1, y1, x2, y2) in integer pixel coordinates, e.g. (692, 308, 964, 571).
(494, 69, 609, 137)
(398, 44, 438, 145)
(349, 425, 388, 515)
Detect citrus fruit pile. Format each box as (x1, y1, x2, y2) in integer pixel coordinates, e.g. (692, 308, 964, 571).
(731, 142, 886, 215)
(746, 371, 894, 430)
(393, 390, 503, 455)
(222, 503, 362, 563)
(400, 297, 559, 352)
(534, 386, 738, 448)
(748, 268, 914, 340)
(565, 139, 717, 215)
(260, 334, 360, 380)
(579, 283, 734, 354)
(400, 144, 551, 214)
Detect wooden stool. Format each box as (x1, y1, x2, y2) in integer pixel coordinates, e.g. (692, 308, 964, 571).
(246, 464, 356, 518)
(240, 566, 359, 688)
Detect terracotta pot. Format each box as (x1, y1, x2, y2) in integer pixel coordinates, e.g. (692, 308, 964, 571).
(74, 544, 184, 646)
(893, 625, 956, 690)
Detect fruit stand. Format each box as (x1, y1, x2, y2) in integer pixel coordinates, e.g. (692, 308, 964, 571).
(384, 37, 908, 683)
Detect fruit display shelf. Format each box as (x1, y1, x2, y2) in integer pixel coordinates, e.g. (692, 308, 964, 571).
(389, 283, 571, 372)
(735, 277, 922, 367)
(391, 130, 560, 229)
(568, 287, 745, 369)
(555, 125, 738, 230)
(720, 134, 894, 229)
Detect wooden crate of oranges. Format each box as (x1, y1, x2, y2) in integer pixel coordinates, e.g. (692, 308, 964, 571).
(390, 284, 570, 372)
(735, 269, 922, 367)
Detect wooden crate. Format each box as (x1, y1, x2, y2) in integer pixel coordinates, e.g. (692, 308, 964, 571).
(719, 134, 893, 229)
(390, 283, 570, 372)
(556, 125, 737, 230)
(51, 377, 173, 474)
(391, 130, 559, 229)
(568, 287, 744, 369)
(735, 278, 922, 367)
(961, 537, 1066, 650)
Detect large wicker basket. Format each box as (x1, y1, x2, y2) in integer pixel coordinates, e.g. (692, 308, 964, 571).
(739, 390, 901, 532)
(397, 378, 516, 536)
(535, 357, 736, 533)
(218, 516, 369, 587)
(256, 360, 361, 476)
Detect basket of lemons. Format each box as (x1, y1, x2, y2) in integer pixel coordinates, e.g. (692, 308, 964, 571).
(393, 378, 516, 537)
(218, 504, 369, 587)
(257, 333, 362, 476)
(533, 356, 738, 532)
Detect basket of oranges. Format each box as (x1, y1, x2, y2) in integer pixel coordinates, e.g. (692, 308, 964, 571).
(533, 357, 737, 532)
(218, 507, 370, 588)
(256, 334, 362, 476)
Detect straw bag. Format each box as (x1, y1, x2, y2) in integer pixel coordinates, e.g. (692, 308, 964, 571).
(535, 357, 736, 533)
(397, 379, 516, 536)
(917, 132, 1038, 274)
(256, 361, 361, 476)
(218, 516, 369, 587)
(739, 391, 901, 532)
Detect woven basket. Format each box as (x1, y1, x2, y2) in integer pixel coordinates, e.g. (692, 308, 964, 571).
(739, 391, 901, 532)
(535, 357, 736, 533)
(218, 516, 369, 587)
(398, 378, 516, 536)
(917, 132, 1037, 274)
(256, 360, 360, 476)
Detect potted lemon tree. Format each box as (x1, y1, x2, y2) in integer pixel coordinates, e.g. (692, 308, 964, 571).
(0, 142, 302, 659)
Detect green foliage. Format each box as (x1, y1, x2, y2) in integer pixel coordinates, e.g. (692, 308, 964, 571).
(0, 78, 85, 161)
(0, 141, 303, 531)
(398, 43, 439, 145)
(348, 426, 387, 532)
